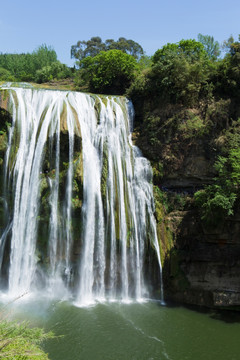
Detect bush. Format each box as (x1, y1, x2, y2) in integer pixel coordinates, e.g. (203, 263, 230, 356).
(35, 61, 72, 83)
(0, 304, 54, 360)
(150, 46, 211, 106)
(0, 44, 63, 82)
(194, 186, 236, 225)
(128, 39, 214, 107)
(178, 112, 205, 138)
(75, 49, 139, 94)
(194, 150, 240, 225)
(0, 67, 15, 81)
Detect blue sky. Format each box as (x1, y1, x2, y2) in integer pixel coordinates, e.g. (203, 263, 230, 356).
(1, 0, 239, 66)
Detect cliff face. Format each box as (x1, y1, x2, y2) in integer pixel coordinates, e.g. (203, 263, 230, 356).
(134, 98, 240, 309)
(164, 209, 240, 309)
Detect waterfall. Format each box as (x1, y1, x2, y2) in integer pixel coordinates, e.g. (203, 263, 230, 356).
(0, 85, 163, 304)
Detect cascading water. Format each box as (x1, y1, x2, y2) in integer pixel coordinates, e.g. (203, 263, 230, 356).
(0, 85, 163, 304)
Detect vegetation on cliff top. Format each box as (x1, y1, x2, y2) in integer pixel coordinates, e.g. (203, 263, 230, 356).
(0, 44, 72, 83)
(74, 49, 139, 94)
(126, 34, 240, 227)
(71, 36, 144, 60)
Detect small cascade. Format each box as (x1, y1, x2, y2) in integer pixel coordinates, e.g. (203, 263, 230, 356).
(0, 85, 163, 304)
(62, 100, 75, 286)
(7, 90, 58, 297)
(48, 113, 60, 282)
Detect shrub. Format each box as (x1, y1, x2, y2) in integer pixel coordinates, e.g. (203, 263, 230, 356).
(35, 61, 71, 83)
(0, 309, 53, 360)
(194, 150, 240, 225)
(75, 50, 139, 94)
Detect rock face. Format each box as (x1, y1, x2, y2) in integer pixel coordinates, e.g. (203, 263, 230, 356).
(163, 209, 240, 309)
(134, 99, 240, 310)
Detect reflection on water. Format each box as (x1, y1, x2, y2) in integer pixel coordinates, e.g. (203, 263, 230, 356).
(3, 297, 240, 360)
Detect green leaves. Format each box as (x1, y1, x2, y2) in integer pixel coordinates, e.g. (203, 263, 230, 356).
(35, 61, 71, 83)
(0, 319, 54, 359)
(152, 39, 207, 64)
(71, 36, 143, 61)
(76, 50, 139, 94)
(0, 44, 67, 83)
(194, 148, 240, 225)
(0, 67, 15, 81)
(195, 186, 236, 225)
(197, 34, 220, 60)
(149, 40, 211, 106)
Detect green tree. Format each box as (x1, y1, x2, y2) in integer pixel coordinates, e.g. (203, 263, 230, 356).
(0, 44, 59, 81)
(0, 67, 15, 81)
(228, 35, 240, 56)
(138, 55, 152, 70)
(71, 36, 106, 60)
(71, 37, 144, 61)
(197, 33, 220, 59)
(75, 49, 139, 94)
(214, 35, 240, 99)
(32, 44, 58, 69)
(194, 148, 240, 225)
(222, 35, 234, 53)
(104, 37, 144, 59)
(152, 39, 207, 63)
(149, 39, 211, 105)
(35, 61, 71, 83)
(194, 185, 236, 226)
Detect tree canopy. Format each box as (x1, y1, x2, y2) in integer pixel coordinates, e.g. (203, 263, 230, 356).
(213, 35, 240, 100)
(75, 49, 139, 94)
(71, 36, 144, 60)
(152, 39, 207, 63)
(143, 39, 212, 106)
(197, 33, 220, 59)
(0, 44, 71, 83)
(0, 45, 57, 80)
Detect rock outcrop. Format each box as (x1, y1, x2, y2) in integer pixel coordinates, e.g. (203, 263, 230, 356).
(163, 209, 240, 309)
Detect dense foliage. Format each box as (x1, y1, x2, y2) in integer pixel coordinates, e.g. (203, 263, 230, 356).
(75, 49, 139, 94)
(194, 119, 240, 225)
(0, 45, 71, 83)
(0, 320, 53, 359)
(194, 155, 238, 226)
(71, 36, 144, 60)
(127, 34, 240, 110)
(0, 303, 53, 360)
(72, 37, 143, 94)
(150, 40, 212, 106)
(128, 38, 217, 107)
(197, 33, 221, 59)
(125, 34, 240, 225)
(34, 61, 72, 83)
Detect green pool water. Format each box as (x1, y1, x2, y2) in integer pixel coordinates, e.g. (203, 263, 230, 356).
(8, 297, 240, 360)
